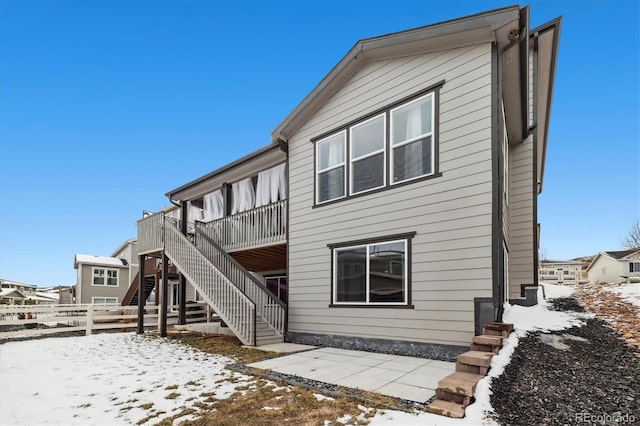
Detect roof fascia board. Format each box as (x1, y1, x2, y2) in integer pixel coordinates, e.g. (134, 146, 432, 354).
(165, 143, 283, 201)
(532, 16, 562, 194)
(271, 6, 520, 142)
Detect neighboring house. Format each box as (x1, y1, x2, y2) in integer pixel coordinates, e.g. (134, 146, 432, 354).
(539, 260, 583, 285)
(587, 249, 640, 284)
(136, 5, 560, 355)
(39, 286, 75, 304)
(74, 254, 130, 305)
(0, 279, 57, 305)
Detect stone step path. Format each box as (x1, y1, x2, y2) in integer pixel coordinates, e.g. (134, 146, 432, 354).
(426, 322, 514, 418)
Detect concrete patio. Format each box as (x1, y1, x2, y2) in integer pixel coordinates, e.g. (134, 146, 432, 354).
(248, 346, 455, 403)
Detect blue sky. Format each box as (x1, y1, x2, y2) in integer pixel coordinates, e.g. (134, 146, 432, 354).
(0, 1, 638, 287)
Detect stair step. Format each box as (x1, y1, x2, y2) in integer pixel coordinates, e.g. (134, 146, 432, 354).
(457, 351, 494, 367)
(455, 362, 488, 375)
(472, 335, 504, 346)
(435, 389, 472, 406)
(437, 372, 484, 396)
(256, 336, 284, 345)
(482, 328, 510, 337)
(426, 399, 466, 418)
(484, 322, 514, 332)
(470, 343, 499, 354)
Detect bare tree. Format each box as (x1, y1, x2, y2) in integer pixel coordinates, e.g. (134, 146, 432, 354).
(539, 246, 548, 261)
(621, 220, 640, 249)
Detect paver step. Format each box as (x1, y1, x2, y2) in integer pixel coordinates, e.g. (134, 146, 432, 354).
(457, 350, 494, 367)
(470, 343, 500, 353)
(455, 362, 489, 375)
(435, 388, 472, 406)
(437, 372, 484, 396)
(484, 322, 514, 332)
(472, 334, 504, 347)
(426, 399, 466, 418)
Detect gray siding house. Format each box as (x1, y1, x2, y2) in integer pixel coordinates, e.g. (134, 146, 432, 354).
(136, 5, 560, 356)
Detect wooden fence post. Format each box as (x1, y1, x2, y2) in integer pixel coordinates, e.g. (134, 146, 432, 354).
(85, 305, 93, 336)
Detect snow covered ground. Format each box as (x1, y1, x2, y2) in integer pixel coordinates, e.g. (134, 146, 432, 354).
(1, 285, 594, 426)
(0, 333, 257, 425)
(603, 283, 640, 307)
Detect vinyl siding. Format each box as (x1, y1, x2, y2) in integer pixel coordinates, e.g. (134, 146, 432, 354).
(287, 43, 494, 347)
(78, 264, 129, 304)
(507, 135, 535, 298)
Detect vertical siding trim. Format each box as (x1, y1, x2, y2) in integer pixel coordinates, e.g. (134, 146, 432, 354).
(491, 42, 505, 321)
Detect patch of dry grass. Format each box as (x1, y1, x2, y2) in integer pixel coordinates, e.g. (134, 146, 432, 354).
(165, 331, 274, 363)
(158, 379, 377, 426)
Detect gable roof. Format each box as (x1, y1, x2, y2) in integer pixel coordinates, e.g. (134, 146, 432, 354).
(74, 254, 127, 269)
(586, 248, 640, 271)
(270, 5, 522, 143)
(605, 249, 640, 260)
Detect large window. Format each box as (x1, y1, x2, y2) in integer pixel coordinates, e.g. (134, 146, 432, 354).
(314, 86, 440, 205)
(630, 262, 640, 273)
(92, 268, 119, 286)
(316, 131, 346, 203)
(390, 93, 434, 184)
(332, 237, 410, 306)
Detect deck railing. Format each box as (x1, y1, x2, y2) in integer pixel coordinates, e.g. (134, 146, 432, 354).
(194, 226, 285, 336)
(138, 211, 165, 254)
(163, 217, 256, 345)
(199, 199, 287, 252)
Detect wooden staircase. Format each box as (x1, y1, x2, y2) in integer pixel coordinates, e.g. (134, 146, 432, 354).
(122, 273, 156, 306)
(426, 322, 514, 418)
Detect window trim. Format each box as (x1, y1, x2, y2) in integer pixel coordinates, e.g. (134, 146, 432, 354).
(328, 232, 415, 308)
(315, 130, 347, 204)
(91, 267, 120, 287)
(312, 81, 444, 208)
(389, 92, 436, 185)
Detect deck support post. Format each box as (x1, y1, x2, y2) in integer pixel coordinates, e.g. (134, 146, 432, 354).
(178, 201, 188, 325)
(160, 253, 169, 337)
(137, 254, 145, 334)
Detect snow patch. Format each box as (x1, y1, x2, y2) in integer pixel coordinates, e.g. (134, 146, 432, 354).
(603, 283, 640, 307)
(314, 393, 335, 402)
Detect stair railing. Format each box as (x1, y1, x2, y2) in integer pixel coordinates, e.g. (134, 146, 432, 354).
(194, 224, 286, 337)
(162, 216, 256, 345)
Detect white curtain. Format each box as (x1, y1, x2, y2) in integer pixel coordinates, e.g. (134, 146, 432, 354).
(255, 163, 287, 207)
(231, 178, 255, 214)
(203, 189, 224, 222)
(404, 106, 423, 178)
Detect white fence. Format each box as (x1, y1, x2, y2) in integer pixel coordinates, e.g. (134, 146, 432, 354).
(0, 303, 212, 340)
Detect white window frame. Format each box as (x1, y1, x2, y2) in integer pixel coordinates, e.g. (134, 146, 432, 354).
(195, 290, 205, 302)
(91, 267, 119, 287)
(630, 262, 640, 273)
(332, 239, 408, 306)
(92, 297, 118, 306)
(349, 113, 386, 195)
(390, 92, 435, 185)
(315, 130, 347, 204)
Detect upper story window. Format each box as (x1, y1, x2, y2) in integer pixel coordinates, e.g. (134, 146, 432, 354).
(316, 131, 346, 203)
(313, 83, 442, 206)
(350, 114, 386, 194)
(92, 268, 119, 286)
(390, 93, 434, 184)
